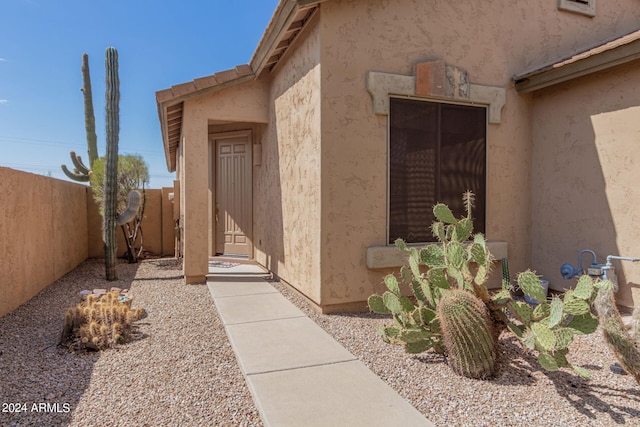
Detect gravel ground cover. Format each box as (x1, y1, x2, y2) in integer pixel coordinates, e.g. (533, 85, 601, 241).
(272, 282, 640, 427)
(2, 258, 639, 427)
(0, 258, 262, 427)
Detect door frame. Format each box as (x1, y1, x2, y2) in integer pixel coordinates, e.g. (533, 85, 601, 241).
(208, 130, 253, 258)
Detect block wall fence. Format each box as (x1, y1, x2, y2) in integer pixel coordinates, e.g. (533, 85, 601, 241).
(0, 167, 176, 317)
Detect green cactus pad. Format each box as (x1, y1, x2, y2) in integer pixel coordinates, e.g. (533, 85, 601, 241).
(384, 274, 401, 295)
(531, 322, 557, 351)
(431, 222, 446, 241)
(446, 266, 464, 288)
(428, 268, 449, 289)
(521, 329, 535, 350)
(573, 275, 594, 300)
(409, 250, 421, 279)
(420, 245, 445, 267)
(399, 329, 433, 344)
(433, 203, 457, 224)
(491, 289, 511, 306)
(394, 238, 408, 251)
(554, 327, 575, 350)
(469, 242, 487, 265)
(400, 265, 413, 284)
(570, 364, 591, 378)
(518, 271, 547, 303)
(411, 281, 427, 305)
(382, 292, 403, 314)
(532, 302, 551, 321)
(419, 307, 437, 324)
(538, 353, 559, 371)
(567, 313, 599, 334)
(474, 264, 488, 285)
(368, 295, 391, 315)
(453, 218, 473, 242)
(563, 299, 591, 316)
(548, 297, 564, 328)
(405, 339, 434, 354)
(446, 242, 466, 270)
(508, 300, 533, 325)
(399, 296, 415, 312)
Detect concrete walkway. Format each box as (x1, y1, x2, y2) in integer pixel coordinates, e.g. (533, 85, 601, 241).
(206, 263, 433, 427)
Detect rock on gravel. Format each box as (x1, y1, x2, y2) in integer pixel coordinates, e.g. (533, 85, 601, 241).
(0, 258, 262, 427)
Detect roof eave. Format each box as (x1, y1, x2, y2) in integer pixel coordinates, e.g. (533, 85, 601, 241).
(250, 0, 326, 76)
(514, 31, 640, 94)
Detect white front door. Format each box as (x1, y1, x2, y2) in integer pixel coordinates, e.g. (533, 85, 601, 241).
(215, 133, 252, 256)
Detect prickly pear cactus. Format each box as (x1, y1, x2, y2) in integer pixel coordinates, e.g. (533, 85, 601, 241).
(502, 273, 602, 377)
(368, 191, 604, 380)
(438, 289, 496, 379)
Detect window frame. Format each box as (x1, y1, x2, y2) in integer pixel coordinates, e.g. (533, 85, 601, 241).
(386, 95, 489, 246)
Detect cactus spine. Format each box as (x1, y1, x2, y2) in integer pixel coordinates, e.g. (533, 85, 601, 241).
(61, 53, 98, 181)
(594, 287, 640, 384)
(437, 289, 496, 379)
(104, 47, 120, 281)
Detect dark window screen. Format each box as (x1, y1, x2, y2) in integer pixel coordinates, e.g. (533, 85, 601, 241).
(389, 98, 486, 244)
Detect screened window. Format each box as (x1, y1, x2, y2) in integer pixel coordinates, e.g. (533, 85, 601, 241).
(389, 98, 487, 244)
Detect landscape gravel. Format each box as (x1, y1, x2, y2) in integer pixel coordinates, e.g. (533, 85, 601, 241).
(272, 282, 640, 427)
(2, 258, 639, 426)
(0, 258, 262, 427)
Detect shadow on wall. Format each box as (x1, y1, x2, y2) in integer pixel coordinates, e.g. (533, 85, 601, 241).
(531, 61, 640, 307)
(0, 259, 141, 425)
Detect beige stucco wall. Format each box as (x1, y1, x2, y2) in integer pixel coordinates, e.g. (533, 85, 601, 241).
(254, 15, 323, 303)
(314, 0, 640, 307)
(531, 61, 640, 308)
(87, 188, 175, 258)
(179, 79, 270, 282)
(0, 168, 88, 317)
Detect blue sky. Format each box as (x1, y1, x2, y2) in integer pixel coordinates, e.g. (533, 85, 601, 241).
(0, 0, 279, 188)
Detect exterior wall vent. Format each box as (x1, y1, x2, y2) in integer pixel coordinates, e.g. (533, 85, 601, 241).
(559, 0, 595, 17)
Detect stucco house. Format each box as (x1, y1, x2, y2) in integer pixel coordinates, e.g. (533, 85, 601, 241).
(156, 0, 640, 312)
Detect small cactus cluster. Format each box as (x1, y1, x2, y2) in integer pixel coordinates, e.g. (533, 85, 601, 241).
(60, 290, 145, 352)
(368, 192, 603, 379)
(594, 284, 640, 384)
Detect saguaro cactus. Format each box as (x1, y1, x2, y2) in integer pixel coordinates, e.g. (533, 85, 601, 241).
(61, 53, 99, 181)
(103, 47, 120, 281)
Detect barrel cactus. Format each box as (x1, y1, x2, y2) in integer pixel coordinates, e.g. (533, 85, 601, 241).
(438, 289, 496, 379)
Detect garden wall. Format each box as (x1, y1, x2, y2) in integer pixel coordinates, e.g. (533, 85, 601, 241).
(0, 167, 88, 317)
(0, 167, 176, 318)
(86, 188, 176, 259)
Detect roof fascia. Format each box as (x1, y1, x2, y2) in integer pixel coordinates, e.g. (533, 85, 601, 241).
(514, 37, 640, 93)
(250, 0, 327, 76)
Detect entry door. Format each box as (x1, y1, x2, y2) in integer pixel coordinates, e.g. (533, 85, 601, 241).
(215, 135, 252, 256)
